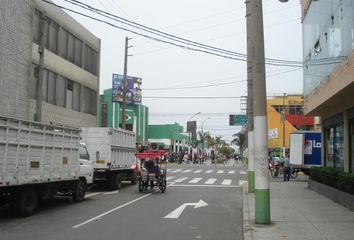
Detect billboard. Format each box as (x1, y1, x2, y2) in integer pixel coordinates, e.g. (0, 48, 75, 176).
(112, 74, 142, 104)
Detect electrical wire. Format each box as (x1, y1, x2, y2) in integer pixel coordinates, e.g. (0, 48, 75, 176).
(48, 0, 303, 67)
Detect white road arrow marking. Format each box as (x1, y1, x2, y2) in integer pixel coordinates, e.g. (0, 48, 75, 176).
(164, 200, 208, 219)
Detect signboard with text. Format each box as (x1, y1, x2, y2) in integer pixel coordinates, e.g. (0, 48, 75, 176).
(229, 114, 248, 126)
(112, 74, 142, 104)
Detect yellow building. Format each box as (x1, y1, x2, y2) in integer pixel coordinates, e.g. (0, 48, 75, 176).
(267, 95, 315, 155)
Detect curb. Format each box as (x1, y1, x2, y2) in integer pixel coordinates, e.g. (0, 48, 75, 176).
(242, 180, 252, 240)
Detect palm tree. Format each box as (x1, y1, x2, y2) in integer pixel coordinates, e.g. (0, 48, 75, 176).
(231, 129, 247, 156)
(198, 131, 210, 153)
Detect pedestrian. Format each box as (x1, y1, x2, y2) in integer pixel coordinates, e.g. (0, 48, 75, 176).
(283, 154, 291, 182)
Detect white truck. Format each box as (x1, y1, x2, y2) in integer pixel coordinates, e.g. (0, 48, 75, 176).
(81, 127, 139, 190)
(0, 116, 93, 216)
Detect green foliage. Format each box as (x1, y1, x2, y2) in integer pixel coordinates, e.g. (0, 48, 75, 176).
(310, 167, 354, 195)
(231, 128, 247, 153)
(219, 145, 233, 157)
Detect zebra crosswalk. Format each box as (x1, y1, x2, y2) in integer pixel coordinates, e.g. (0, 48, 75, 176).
(165, 176, 238, 186)
(167, 169, 238, 175)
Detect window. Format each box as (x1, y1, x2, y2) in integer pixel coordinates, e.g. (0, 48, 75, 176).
(324, 124, 344, 171)
(79, 146, 90, 160)
(47, 20, 59, 54)
(30, 64, 38, 99)
(66, 80, 73, 109)
(73, 82, 81, 111)
(59, 29, 68, 58)
(42, 70, 48, 102)
(91, 89, 97, 116)
(67, 33, 75, 62)
(32, 10, 41, 43)
(56, 75, 66, 107)
(84, 45, 98, 75)
(81, 86, 91, 114)
(74, 38, 83, 67)
(47, 71, 56, 105)
(350, 120, 354, 173)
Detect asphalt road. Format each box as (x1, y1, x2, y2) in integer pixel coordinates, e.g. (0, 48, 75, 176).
(0, 161, 246, 240)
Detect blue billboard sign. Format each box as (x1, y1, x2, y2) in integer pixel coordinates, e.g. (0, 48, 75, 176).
(303, 132, 321, 165)
(112, 74, 142, 104)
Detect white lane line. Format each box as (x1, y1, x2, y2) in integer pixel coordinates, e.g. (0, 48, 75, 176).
(204, 178, 217, 184)
(194, 170, 202, 173)
(167, 169, 173, 172)
(182, 170, 192, 173)
(217, 170, 224, 174)
(240, 171, 247, 175)
(228, 170, 235, 174)
(171, 169, 182, 173)
(171, 184, 238, 188)
(103, 190, 119, 195)
(85, 192, 101, 198)
(166, 176, 175, 181)
(221, 179, 232, 185)
(73, 193, 152, 229)
(189, 177, 202, 184)
(174, 177, 188, 183)
(206, 170, 213, 174)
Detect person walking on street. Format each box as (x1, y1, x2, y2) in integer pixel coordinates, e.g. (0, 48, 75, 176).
(283, 154, 291, 182)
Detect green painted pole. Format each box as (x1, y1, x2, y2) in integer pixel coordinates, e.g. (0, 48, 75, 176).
(251, 0, 270, 224)
(245, 0, 255, 193)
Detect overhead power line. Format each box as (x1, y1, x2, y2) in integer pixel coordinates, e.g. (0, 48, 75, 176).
(42, 0, 303, 67)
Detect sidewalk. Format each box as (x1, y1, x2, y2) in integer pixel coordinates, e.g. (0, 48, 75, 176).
(243, 179, 354, 240)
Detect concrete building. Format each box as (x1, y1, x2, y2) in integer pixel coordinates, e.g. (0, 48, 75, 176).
(267, 94, 316, 154)
(301, 0, 354, 173)
(0, 0, 100, 127)
(148, 123, 190, 152)
(99, 89, 149, 143)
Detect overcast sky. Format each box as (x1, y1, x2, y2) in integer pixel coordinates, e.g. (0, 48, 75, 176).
(52, 0, 303, 143)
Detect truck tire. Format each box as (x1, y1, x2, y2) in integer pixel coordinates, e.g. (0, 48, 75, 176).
(73, 180, 86, 202)
(110, 174, 122, 190)
(131, 172, 137, 185)
(13, 188, 38, 217)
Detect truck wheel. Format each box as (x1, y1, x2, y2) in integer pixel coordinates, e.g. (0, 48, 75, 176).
(138, 180, 144, 193)
(110, 174, 122, 190)
(73, 181, 86, 202)
(131, 172, 137, 185)
(13, 188, 38, 217)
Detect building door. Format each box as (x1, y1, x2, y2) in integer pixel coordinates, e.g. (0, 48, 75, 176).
(350, 120, 354, 173)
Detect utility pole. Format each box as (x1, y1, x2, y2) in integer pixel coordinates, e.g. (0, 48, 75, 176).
(121, 37, 132, 130)
(282, 93, 286, 150)
(35, 11, 47, 122)
(245, 0, 255, 194)
(251, 0, 270, 224)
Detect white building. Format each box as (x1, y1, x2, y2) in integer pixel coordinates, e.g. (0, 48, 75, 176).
(0, 0, 100, 127)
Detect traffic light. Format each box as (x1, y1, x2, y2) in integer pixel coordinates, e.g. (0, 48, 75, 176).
(229, 115, 234, 126)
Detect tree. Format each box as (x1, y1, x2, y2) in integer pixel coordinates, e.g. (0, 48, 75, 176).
(231, 129, 247, 155)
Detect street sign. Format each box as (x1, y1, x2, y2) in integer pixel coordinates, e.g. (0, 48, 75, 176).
(229, 114, 248, 126)
(164, 200, 208, 219)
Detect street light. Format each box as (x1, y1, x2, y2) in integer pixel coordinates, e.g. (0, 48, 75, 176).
(189, 111, 201, 121)
(201, 117, 211, 154)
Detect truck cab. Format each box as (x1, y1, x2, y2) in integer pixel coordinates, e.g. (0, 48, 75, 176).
(79, 144, 93, 185)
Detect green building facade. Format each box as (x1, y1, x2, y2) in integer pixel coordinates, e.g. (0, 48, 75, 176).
(148, 123, 190, 152)
(99, 89, 148, 143)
